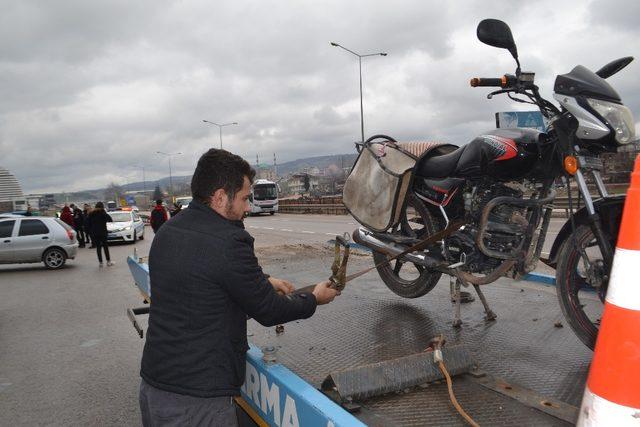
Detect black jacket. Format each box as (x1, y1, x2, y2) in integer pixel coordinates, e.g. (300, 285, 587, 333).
(140, 200, 317, 397)
(88, 209, 112, 238)
(72, 208, 84, 227)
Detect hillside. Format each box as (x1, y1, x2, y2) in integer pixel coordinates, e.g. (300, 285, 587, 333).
(52, 153, 358, 200)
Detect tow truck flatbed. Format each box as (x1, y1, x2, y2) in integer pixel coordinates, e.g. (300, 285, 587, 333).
(129, 245, 592, 426)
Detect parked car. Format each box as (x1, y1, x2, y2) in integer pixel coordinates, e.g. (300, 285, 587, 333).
(107, 210, 145, 243)
(174, 196, 192, 209)
(0, 216, 78, 269)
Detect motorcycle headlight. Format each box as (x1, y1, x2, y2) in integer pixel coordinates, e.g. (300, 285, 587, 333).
(587, 98, 636, 145)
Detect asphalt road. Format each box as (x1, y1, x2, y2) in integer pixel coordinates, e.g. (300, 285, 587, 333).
(0, 213, 567, 425)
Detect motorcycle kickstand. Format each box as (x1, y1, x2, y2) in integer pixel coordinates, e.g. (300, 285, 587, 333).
(451, 276, 462, 328)
(473, 284, 497, 321)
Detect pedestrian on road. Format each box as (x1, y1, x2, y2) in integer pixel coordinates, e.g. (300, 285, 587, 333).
(83, 204, 94, 248)
(24, 206, 33, 216)
(139, 149, 339, 426)
(70, 204, 85, 248)
(150, 200, 168, 234)
(169, 202, 182, 217)
(60, 205, 74, 228)
(88, 202, 114, 267)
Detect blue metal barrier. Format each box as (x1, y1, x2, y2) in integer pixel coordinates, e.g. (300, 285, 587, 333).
(240, 345, 364, 427)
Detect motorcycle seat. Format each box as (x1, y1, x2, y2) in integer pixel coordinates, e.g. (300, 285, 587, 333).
(415, 147, 467, 179)
(415, 128, 541, 179)
(397, 141, 455, 159)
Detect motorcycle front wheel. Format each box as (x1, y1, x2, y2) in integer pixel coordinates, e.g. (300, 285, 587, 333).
(372, 193, 443, 298)
(556, 224, 611, 350)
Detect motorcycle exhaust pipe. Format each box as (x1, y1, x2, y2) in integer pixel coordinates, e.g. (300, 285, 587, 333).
(352, 228, 441, 268)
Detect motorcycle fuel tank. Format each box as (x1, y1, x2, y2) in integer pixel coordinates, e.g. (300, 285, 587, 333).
(478, 128, 544, 181)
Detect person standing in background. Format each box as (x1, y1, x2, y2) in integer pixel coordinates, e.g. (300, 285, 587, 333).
(170, 203, 182, 217)
(60, 205, 74, 228)
(150, 200, 168, 233)
(83, 204, 94, 248)
(88, 202, 113, 267)
(70, 204, 85, 248)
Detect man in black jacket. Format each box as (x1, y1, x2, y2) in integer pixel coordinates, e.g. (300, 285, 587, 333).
(139, 149, 338, 426)
(70, 204, 85, 248)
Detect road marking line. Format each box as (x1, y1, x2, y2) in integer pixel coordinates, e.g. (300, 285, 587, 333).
(301, 231, 315, 234)
(263, 227, 274, 230)
(280, 229, 293, 232)
(325, 233, 335, 236)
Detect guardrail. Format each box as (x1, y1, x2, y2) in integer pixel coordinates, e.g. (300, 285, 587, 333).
(278, 203, 347, 215)
(275, 192, 625, 216)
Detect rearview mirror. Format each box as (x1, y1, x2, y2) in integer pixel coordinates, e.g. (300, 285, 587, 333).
(596, 56, 634, 79)
(477, 19, 518, 60)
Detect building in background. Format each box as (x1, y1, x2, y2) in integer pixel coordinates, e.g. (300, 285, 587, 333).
(255, 163, 277, 181)
(0, 167, 25, 213)
(602, 142, 640, 183)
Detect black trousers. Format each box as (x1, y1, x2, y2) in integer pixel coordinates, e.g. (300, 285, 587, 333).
(84, 228, 93, 245)
(74, 226, 85, 246)
(139, 380, 238, 427)
(94, 237, 110, 263)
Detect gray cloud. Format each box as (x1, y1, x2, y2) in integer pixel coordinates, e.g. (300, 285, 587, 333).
(0, 0, 638, 193)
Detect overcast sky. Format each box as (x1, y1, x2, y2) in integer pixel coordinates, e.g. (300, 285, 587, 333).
(1, 0, 638, 193)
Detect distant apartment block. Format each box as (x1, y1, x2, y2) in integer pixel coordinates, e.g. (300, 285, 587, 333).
(0, 167, 25, 212)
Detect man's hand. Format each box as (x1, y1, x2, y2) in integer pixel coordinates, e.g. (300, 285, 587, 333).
(269, 277, 295, 295)
(312, 280, 339, 305)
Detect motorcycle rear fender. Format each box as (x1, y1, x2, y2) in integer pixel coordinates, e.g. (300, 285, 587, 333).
(544, 195, 625, 269)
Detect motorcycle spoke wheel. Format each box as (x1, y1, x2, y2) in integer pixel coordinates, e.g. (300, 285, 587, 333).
(556, 225, 609, 350)
(373, 194, 442, 298)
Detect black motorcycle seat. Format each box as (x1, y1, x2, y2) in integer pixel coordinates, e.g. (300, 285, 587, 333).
(415, 147, 466, 179)
(415, 128, 541, 179)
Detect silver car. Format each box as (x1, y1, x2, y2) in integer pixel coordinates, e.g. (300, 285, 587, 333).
(0, 216, 79, 269)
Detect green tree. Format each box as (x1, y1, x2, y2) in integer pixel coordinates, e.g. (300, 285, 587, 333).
(303, 174, 310, 193)
(152, 184, 163, 201)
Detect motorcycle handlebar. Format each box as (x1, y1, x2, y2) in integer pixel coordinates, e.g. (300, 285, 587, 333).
(470, 76, 507, 87)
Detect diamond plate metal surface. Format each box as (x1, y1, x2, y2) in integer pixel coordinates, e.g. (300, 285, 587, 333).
(252, 247, 591, 425)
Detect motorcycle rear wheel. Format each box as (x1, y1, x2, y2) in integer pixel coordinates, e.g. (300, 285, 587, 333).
(372, 194, 443, 298)
(556, 224, 610, 350)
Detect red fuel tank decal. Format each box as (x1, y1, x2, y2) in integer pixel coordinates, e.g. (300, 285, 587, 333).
(481, 135, 518, 161)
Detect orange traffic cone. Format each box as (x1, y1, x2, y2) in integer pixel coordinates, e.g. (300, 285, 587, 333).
(577, 155, 640, 426)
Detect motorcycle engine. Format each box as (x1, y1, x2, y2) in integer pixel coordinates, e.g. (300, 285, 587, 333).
(446, 182, 527, 274)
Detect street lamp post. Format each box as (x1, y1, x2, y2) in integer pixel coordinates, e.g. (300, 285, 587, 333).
(156, 151, 182, 201)
(330, 42, 387, 142)
(202, 120, 239, 149)
(131, 164, 146, 195)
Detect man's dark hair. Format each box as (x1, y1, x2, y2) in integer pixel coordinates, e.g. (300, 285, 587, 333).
(156, 199, 163, 205)
(191, 149, 256, 203)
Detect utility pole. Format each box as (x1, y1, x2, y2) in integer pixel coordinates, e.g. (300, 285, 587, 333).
(156, 151, 182, 202)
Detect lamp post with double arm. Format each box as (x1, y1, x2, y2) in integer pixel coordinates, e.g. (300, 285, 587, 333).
(330, 42, 387, 142)
(202, 120, 239, 149)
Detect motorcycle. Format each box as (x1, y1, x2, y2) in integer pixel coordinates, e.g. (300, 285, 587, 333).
(345, 19, 636, 350)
